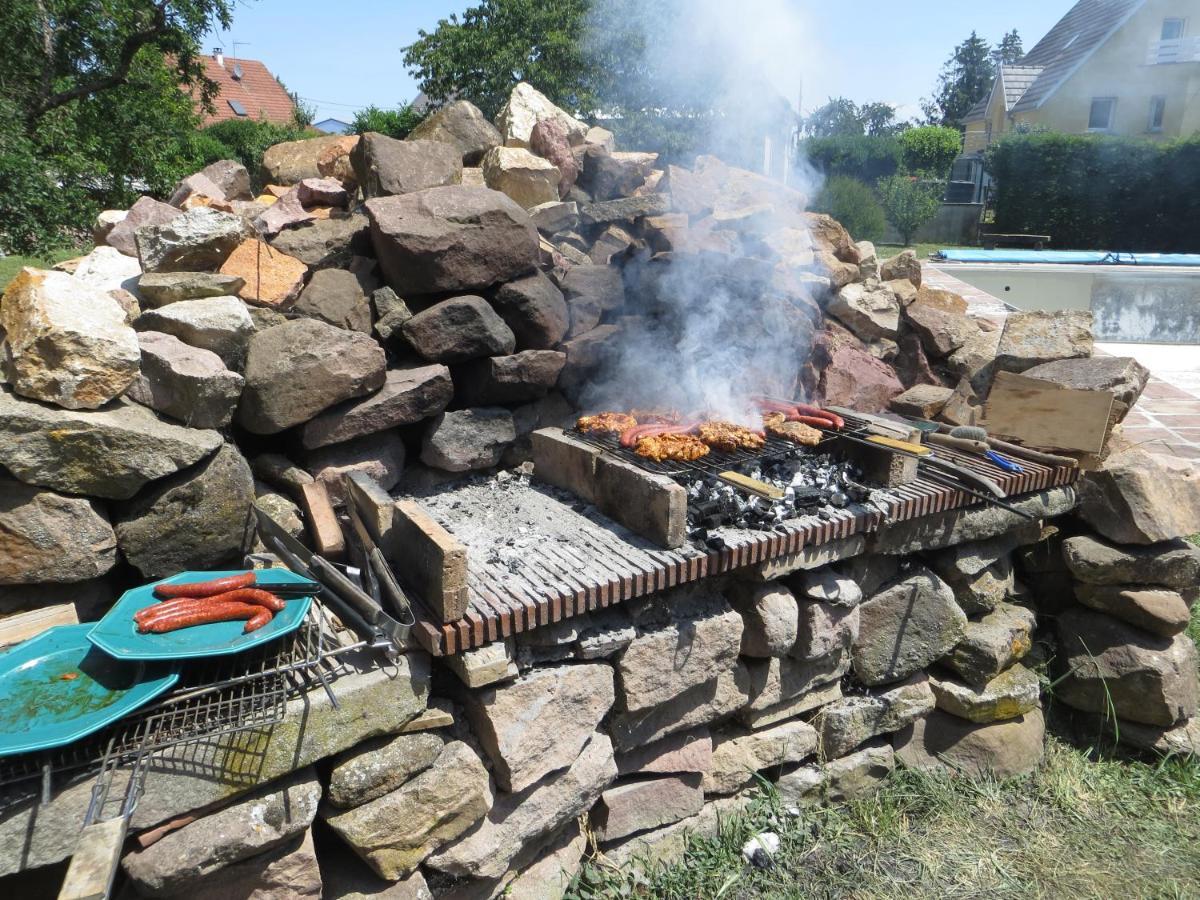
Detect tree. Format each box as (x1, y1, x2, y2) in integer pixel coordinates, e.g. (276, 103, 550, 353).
(878, 174, 944, 245)
(804, 97, 901, 138)
(812, 176, 886, 243)
(993, 30, 1024, 66)
(922, 31, 996, 128)
(899, 125, 962, 176)
(351, 104, 426, 139)
(402, 0, 593, 121)
(860, 101, 903, 137)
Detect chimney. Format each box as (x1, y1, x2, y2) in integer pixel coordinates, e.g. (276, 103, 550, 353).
(212, 47, 224, 68)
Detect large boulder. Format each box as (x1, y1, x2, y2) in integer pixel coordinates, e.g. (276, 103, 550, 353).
(135, 295, 254, 370)
(464, 663, 615, 792)
(728, 582, 800, 658)
(126, 331, 244, 428)
(135, 207, 247, 272)
(531, 117, 580, 196)
(115, 442, 255, 578)
(818, 341, 905, 413)
(0, 386, 221, 500)
(322, 741, 493, 880)
(852, 569, 967, 686)
(425, 733, 616, 880)
(1062, 534, 1200, 590)
(407, 99, 503, 164)
(929, 665, 1041, 724)
(300, 364, 452, 449)
(236, 319, 385, 434)
(1055, 607, 1198, 726)
(993, 310, 1094, 373)
(494, 82, 588, 149)
(903, 287, 978, 358)
(454, 350, 565, 405)
(828, 282, 900, 341)
(578, 147, 649, 201)
(104, 196, 181, 258)
(1, 268, 140, 409)
(481, 146, 560, 209)
(326, 731, 445, 809)
(304, 431, 406, 505)
(879, 250, 922, 287)
(350, 133, 463, 198)
(71, 245, 142, 296)
(492, 271, 569, 349)
(137, 272, 245, 307)
(1021, 355, 1149, 425)
(292, 268, 372, 333)
(366, 186, 539, 295)
(268, 212, 370, 269)
(217, 238, 308, 309)
(402, 295, 516, 363)
(0, 478, 117, 584)
(1075, 446, 1200, 544)
(942, 602, 1036, 686)
(1075, 583, 1192, 638)
(262, 134, 359, 185)
(420, 408, 516, 472)
(894, 708, 1045, 779)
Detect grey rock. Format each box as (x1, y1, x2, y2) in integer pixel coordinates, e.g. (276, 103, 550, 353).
(406, 100, 502, 165)
(728, 582, 799, 658)
(492, 272, 569, 350)
(591, 775, 704, 841)
(198, 159, 253, 201)
(941, 602, 1036, 686)
(115, 443, 255, 578)
(795, 599, 860, 660)
(793, 566, 863, 608)
(371, 287, 413, 342)
(323, 741, 494, 880)
(528, 200, 579, 234)
(454, 350, 565, 405)
(894, 708, 1045, 779)
(121, 768, 320, 896)
(558, 265, 625, 313)
(252, 486, 304, 548)
(737, 681, 843, 730)
(251, 453, 313, 495)
(828, 282, 900, 341)
(0, 479, 117, 585)
(126, 331, 244, 428)
(105, 196, 181, 257)
(615, 728, 713, 778)
(421, 408, 516, 472)
(902, 286, 977, 358)
(135, 207, 247, 272)
(1022, 355, 1149, 424)
(704, 720, 818, 795)
(168, 830, 322, 900)
(305, 431, 406, 506)
(578, 194, 671, 226)
(351, 133, 463, 199)
(937, 556, 1017, 616)
(327, 731, 446, 809)
(608, 665, 750, 752)
(1075, 583, 1192, 637)
(135, 295, 254, 370)
(262, 133, 355, 185)
(817, 674, 935, 758)
(269, 213, 370, 269)
(301, 365, 452, 449)
(425, 733, 616, 880)
(70, 245, 141, 296)
(1062, 534, 1200, 589)
(401, 296, 516, 364)
(293, 268, 372, 333)
(237, 319, 386, 434)
(743, 652, 849, 718)
(320, 842, 434, 900)
(994, 310, 1094, 373)
(1056, 607, 1198, 726)
(366, 186, 539, 295)
(464, 663, 615, 792)
(578, 147, 647, 200)
(137, 271, 246, 307)
(0, 386, 222, 499)
(929, 665, 1040, 723)
(852, 569, 967, 686)
(1076, 446, 1200, 545)
(575, 606, 636, 659)
(791, 743, 895, 806)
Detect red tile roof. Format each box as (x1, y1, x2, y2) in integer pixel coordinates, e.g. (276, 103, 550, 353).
(195, 55, 297, 126)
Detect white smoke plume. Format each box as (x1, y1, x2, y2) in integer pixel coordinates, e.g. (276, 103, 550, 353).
(578, 0, 826, 425)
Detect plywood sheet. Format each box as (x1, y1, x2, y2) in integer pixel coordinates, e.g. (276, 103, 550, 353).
(983, 370, 1114, 454)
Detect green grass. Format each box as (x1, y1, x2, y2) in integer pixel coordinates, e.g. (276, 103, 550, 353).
(875, 242, 969, 262)
(0, 249, 85, 292)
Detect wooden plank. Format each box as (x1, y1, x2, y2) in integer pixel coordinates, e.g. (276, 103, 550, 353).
(390, 500, 469, 623)
(0, 602, 80, 649)
(58, 817, 127, 900)
(983, 370, 1114, 455)
(298, 481, 345, 559)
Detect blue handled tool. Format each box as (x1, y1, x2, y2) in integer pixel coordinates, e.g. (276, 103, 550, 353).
(984, 450, 1024, 473)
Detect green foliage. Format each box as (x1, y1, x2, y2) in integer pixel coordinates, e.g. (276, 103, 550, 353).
(813, 176, 886, 243)
(899, 125, 962, 176)
(985, 131, 1200, 251)
(350, 104, 426, 140)
(805, 96, 904, 137)
(993, 29, 1024, 65)
(402, 0, 593, 120)
(879, 174, 944, 245)
(197, 118, 313, 187)
(802, 134, 903, 183)
(922, 30, 1001, 127)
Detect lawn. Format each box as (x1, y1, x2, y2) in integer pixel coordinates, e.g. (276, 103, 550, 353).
(0, 249, 85, 292)
(571, 601, 1200, 900)
(875, 242, 965, 262)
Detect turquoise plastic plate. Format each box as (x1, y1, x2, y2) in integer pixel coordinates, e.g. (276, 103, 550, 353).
(87, 570, 314, 662)
(0, 624, 179, 757)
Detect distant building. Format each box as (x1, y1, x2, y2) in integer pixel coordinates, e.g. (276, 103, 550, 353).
(963, 0, 1200, 153)
(195, 49, 297, 126)
(314, 118, 353, 135)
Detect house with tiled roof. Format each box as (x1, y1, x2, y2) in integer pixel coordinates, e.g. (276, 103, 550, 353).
(194, 49, 297, 126)
(962, 0, 1200, 153)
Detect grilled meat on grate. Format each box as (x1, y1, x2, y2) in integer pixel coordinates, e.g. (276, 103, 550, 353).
(634, 432, 711, 462)
(763, 412, 822, 447)
(696, 421, 766, 453)
(576, 412, 638, 436)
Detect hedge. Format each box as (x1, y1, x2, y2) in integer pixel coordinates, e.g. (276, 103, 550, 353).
(801, 134, 902, 183)
(985, 131, 1200, 251)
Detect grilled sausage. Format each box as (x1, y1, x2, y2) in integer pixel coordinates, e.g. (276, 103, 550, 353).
(793, 403, 844, 429)
(153, 572, 255, 599)
(197, 589, 286, 613)
(137, 602, 261, 634)
(244, 608, 274, 633)
(135, 598, 217, 624)
(792, 415, 838, 429)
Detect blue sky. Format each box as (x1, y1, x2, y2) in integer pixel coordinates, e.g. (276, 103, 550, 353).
(207, 1, 1068, 124)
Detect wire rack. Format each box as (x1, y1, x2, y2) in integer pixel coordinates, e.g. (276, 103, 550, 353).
(0, 599, 358, 824)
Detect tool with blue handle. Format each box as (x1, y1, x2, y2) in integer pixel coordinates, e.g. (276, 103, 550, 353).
(983, 450, 1024, 473)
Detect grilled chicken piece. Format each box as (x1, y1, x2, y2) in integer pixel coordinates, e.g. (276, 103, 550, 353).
(763, 412, 822, 447)
(577, 412, 638, 435)
(634, 433, 710, 462)
(630, 409, 684, 425)
(696, 421, 766, 453)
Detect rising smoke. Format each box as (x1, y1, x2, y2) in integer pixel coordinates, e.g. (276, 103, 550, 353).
(578, 0, 826, 425)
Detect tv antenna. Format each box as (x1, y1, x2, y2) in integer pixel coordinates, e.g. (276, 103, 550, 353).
(231, 40, 251, 57)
